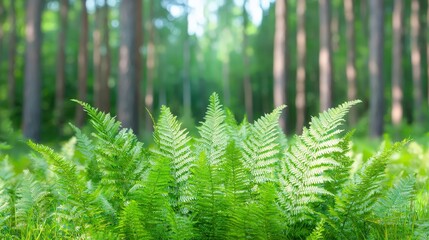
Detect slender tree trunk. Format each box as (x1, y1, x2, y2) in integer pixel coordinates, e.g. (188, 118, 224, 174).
(75, 0, 88, 127)
(118, 0, 137, 132)
(319, 0, 332, 111)
(145, 0, 155, 132)
(8, 0, 17, 110)
(135, 0, 143, 133)
(344, 0, 357, 126)
(427, 0, 429, 107)
(411, 0, 423, 124)
(392, 0, 403, 126)
(0, 2, 4, 57)
(55, 0, 68, 127)
(23, 0, 43, 141)
(183, 2, 191, 115)
(93, 5, 102, 110)
(100, 0, 110, 113)
(296, 0, 306, 134)
(242, 0, 253, 121)
(273, 0, 287, 132)
(369, 0, 384, 138)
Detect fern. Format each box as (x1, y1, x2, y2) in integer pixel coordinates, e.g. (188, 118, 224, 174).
(153, 106, 195, 211)
(242, 105, 286, 185)
(324, 140, 406, 239)
(118, 200, 150, 239)
(277, 100, 360, 225)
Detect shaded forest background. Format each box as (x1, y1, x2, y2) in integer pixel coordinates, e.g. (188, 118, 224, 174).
(0, 0, 428, 142)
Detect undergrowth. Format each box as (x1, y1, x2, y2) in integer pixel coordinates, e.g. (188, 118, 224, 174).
(0, 93, 428, 239)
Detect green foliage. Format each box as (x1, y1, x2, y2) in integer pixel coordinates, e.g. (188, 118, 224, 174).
(0, 94, 427, 239)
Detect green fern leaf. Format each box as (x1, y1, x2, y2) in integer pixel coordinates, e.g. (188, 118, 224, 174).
(277, 100, 360, 224)
(242, 105, 286, 185)
(153, 106, 195, 211)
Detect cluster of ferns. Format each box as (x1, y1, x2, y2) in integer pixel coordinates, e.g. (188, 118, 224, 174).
(0, 93, 427, 239)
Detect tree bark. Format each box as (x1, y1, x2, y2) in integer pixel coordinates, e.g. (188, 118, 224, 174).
(118, 0, 137, 132)
(100, 0, 110, 113)
(23, 0, 43, 141)
(319, 0, 332, 111)
(8, 0, 17, 110)
(411, 0, 423, 124)
(75, 0, 89, 127)
(273, 0, 287, 132)
(93, 5, 102, 111)
(135, 0, 143, 133)
(369, 0, 384, 138)
(242, 0, 253, 122)
(183, 2, 192, 116)
(344, 0, 357, 126)
(392, 0, 403, 126)
(55, 0, 68, 127)
(296, 0, 305, 134)
(145, 0, 155, 132)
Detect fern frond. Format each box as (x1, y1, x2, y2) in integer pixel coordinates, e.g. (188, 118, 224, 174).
(153, 106, 195, 210)
(277, 100, 360, 224)
(72, 99, 121, 141)
(242, 105, 286, 185)
(0, 178, 11, 231)
(197, 93, 228, 166)
(118, 200, 151, 239)
(15, 170, 51, 231)
(307, 218, 326, 240)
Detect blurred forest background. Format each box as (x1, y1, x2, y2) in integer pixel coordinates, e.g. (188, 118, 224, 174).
(0, 0, 428, 142)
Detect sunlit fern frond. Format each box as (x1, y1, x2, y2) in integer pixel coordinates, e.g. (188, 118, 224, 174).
(242, 105, 286, 185)
(197, 93, 228, 166)
(153, 106, 195, 210)
(277, 100, 360, 224)
(73, 99, 121, 141)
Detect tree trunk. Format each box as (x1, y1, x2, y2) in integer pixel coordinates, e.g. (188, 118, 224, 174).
(135, 0, 143, 133)
(296, 0, 306, 134)
(93, 4, 104, 112)
(8, 0, 17, 110)
(344, 0, 357, 126)
(242, 0, 253, 122)
(183, 3, 191, 116)
(273, 0, 287, 132)
(392, 0, 403, 126)
(75, 0, 89, 127)
(222, 60, 230, 106)
(99, 0, 110, 113)
(145, 0, 155, 132)
(23, 0, 43, 141)
(411, 0, 423, 124)
(369, 0, 384, 138)
(118, 0, 137, 132)
(319, 0, 332, 111)
(55, 0, 68, 127)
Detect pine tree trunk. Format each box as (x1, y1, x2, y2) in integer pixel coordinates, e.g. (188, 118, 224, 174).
(23, 0, 43, 141)
(392, 0, 403, 126)
(118, 0, 137, 132)
(145, 0, 155, 132)
(411, 0, 423, 124)
(319, 0, 332, 111)
(242, 0, 253, 122)
(55, 0, 68, 127)
(100, 0, 110, 113)
(273, 0, 287, 132)
(93, 5, 102, 110)
(344, 0, 357, 126)
(369, 0, 384, 137)
(8, 0, 17, 110)
(296, 0, 306, 134)
(75, 0, 89, 127)
(135, 0, 143, 133)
